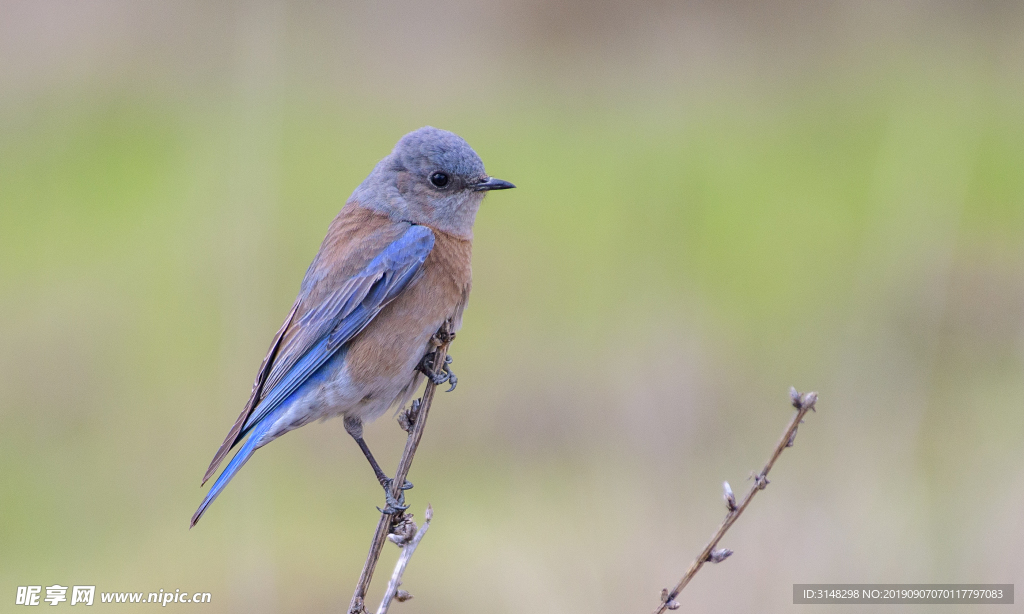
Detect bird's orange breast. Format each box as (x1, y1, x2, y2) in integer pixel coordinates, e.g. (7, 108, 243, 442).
(344, 222, 473, 388)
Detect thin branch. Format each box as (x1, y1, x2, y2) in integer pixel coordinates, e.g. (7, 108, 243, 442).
(348, 322, 454, 614)
(654, 388, 819, 613)
(375, 505, 433, 614)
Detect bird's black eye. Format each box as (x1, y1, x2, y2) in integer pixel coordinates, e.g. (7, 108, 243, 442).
(429, 172, 449, 188)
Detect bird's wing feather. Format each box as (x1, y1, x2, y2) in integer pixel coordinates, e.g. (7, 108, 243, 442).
(201, 224, 435, 484)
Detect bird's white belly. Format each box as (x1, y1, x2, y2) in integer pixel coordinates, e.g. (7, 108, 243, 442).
(263, 355, 419, 442)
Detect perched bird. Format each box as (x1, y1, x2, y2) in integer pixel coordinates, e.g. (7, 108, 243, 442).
(191, 127, 514, 527)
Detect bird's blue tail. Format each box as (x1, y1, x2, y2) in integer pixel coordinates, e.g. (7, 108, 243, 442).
(191, 414, 277, 528)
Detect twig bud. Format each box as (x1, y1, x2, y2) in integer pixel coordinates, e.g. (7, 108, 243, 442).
(661, 589, 679, 609)
(790, 388, 819, 411)
(387, 515, 417, 547)
(723, 481, 737, 512)
(397, 399, 421, 433)
(394, 590, 413, 602)
(707, 548, 733, 563)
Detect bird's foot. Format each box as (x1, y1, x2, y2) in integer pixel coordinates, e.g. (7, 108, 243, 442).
(417, 351, 445, 383)
(377, 478, 414, 515)
(418, 352, 458, 391)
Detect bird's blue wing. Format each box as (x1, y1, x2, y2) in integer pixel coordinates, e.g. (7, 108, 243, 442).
(239, 225, 433, 436)
(200, 224, 434, 485)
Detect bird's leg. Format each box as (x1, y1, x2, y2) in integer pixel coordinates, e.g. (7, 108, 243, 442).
(417, 352, 458, 392)
(344, 417, 412, 514)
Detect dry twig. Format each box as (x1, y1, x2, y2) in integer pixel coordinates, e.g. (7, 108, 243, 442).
(653, 387, 819, 613)
(347, 322, 454, 614)
(375, 505, 433, 614)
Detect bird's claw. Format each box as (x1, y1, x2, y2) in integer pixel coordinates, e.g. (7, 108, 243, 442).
(440, 355, 457, 392)
(418, 352, 458, 391)
(377, 478, 413, 514)
(378, 501, 407, 515)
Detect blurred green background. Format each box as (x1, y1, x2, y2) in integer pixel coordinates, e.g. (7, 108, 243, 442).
(1, 1, 1022, 612)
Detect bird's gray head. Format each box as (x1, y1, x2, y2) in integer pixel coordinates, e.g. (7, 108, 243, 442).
(350, 126, 514, 238)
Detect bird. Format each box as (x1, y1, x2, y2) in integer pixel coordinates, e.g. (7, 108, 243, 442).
(191, 126, 514, 527)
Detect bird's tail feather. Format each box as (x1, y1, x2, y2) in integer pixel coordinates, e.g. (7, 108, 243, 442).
(191, 414, 276, 528)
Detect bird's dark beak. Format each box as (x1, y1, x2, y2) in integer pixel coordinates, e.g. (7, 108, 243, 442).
(473, 177, 516, 192)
